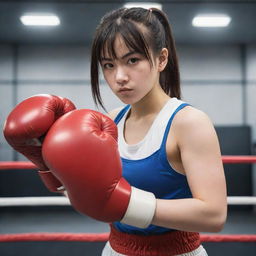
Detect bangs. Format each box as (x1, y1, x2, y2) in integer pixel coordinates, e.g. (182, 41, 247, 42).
(100, 20, 152, 64)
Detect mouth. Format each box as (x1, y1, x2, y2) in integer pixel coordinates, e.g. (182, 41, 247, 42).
(118, 88, 133, 93)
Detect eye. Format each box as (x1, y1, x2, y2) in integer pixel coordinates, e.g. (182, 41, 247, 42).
(103, 63, 114, 69)
(128, 58, 139, 64)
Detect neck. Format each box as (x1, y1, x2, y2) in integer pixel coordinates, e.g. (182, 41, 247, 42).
(130, 84, 170, 119)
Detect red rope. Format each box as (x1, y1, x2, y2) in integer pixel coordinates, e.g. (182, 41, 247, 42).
(0, 233, 109, 242)
(221, 156, 256, 164)
(201, 234, 256, 242)
(1, 156, 256, 170)
(0, 233, 255, 243)
(0, 161, 35, 170)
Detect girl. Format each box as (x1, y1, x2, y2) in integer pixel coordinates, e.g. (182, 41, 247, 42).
(90, 7, 227, 256)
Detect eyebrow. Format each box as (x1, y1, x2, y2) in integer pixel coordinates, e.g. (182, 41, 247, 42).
(100, 51, 138, 62)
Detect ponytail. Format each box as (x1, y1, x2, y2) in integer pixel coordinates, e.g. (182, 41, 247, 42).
(150, 8, 181, 99)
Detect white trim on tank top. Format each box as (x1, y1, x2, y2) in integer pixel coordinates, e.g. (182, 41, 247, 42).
(117, 97, 185, 160)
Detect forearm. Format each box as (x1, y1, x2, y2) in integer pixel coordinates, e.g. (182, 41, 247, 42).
(151, 198, 227, 233)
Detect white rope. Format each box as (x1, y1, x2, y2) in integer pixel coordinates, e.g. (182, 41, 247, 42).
(227, 196, 256, 205)
(0, 196, 256, 207)
(0, 197, 70, 206)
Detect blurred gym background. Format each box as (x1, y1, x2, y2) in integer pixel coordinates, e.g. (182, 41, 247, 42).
(0, 0, 256, 255)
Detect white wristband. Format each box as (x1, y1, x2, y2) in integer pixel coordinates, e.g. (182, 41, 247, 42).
(121, 186, 156, 229)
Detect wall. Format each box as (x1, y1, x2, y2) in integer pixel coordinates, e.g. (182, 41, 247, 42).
(1, 43, 256, 197)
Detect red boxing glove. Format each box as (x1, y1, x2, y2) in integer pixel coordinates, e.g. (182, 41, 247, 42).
(3, 94, 76, 192)
(42, 109, 156, 228)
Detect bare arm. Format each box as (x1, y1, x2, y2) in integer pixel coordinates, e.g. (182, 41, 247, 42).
(152, 107, 227, 232)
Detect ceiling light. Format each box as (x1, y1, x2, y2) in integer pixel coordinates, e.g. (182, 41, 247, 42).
(20, 14, 60, 26)
(124, 2, 162, 10)
(192, 14, 231, 27)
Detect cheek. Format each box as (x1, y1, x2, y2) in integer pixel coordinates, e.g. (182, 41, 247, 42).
(138, 62, 151, 75)
(102, 70, 109, 82)
(103, 71, 114, 88)
(134, 66, 155, 89)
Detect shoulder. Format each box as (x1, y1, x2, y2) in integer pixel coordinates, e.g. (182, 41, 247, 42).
(107, 107, 124, 120)
(172, 105, 217, 145)
(174, 105, 212, 127)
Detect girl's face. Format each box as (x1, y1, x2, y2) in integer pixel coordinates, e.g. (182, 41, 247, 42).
(100, 35, 161, 105)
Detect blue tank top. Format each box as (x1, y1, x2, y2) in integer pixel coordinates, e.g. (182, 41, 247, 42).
(113, 101, 192, 235)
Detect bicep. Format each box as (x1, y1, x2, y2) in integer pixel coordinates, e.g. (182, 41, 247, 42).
(176, 109, 226, 208)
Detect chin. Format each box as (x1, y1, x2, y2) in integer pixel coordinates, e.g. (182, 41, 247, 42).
(119, 99, 132, 105)
(116, 93, 143, 105)
(119, 98, 138, 105)
(116, 95, 133, 105)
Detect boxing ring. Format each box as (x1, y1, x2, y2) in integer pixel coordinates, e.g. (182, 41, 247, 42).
(0, 156, 256, 255)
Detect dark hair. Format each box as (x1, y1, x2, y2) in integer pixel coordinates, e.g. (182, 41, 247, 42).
(91, 7, 181, 110)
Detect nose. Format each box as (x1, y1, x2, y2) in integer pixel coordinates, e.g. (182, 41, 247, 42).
(115, 66, 128, 85)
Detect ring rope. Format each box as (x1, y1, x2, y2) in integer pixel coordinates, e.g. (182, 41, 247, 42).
(0, 196, 256, 206)
(0, 233, 109, 242)
(0, 197, 69, 207)
(0, 159, 255, 245)
(1, 155, 256, 170)
(0, 233, 255, 243)
(1, 156, 256, 207)
(221, 156, 256, 164)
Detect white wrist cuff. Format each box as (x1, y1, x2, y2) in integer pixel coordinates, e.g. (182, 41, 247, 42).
(121, 186, 156, 229)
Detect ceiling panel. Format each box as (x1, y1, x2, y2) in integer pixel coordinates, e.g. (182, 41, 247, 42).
(0, 1, 255, 45)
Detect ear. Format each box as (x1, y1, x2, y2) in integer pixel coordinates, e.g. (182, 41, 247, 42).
(158, 48, 168, 72)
